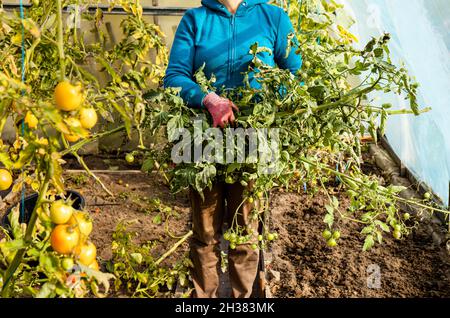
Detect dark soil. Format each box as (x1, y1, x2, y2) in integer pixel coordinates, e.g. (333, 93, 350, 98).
(266, 160, 450, 298)
(64, 172, 191, 266)
(1, 154, 449, 298)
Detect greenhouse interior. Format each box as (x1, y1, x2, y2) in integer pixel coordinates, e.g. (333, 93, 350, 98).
(0, 0, 449, 303)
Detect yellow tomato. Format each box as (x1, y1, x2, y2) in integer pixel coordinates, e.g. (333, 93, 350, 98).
(24, 111, 38, 129)
(0, 169, 13, 191)
(54, 81, 83, 111)
(69, 211, 93, 237)
(49, 200, 73, 224)
(74, 241, 97, 266)
(64, 118, 82, 143)
(64, 134, 81, 143)
(79, 108, 98, 129)
(66, 117, 82, 129)
(88, 260, 99, 271)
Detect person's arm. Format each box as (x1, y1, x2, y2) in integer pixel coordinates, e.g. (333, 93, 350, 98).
(163, 11, 206, 108)
(274, 9, 303, 74)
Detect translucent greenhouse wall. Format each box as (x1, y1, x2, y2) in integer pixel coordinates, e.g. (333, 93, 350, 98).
(341, 0, 450, 205)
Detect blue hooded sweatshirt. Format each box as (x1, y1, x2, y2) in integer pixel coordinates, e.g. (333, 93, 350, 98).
(163, 0, 302, 108)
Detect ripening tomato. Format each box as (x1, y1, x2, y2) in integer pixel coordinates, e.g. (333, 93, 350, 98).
(64, 134, 81, 143)
(64, 117, 83, 143)
(24, 111, 38, 129)
(74, 241, 97, 266)
(66, 117, 82, 129)
(51, 225, 80, 255)
(50, 200, 73, 224)
(79, 108, 98, 129)
(0, 169, 13, 191)
(54, 81, 83, 111)
(88, 260, 99, 271)
(69, 211, 93, 237)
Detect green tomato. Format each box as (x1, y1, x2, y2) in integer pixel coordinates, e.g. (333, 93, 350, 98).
(251, 244, 258, 250)
(327, 238, 337, 247)
(247, 197, 254, 204)
(403, 213, 411, 221)
(332, 231, 341, 240)
(423, 192, 431, 200)
(267, 233, 275, 241)
(225, 176, 234, 184)
(162, 163, 169, 169)
(322, 230, 332, 240)
(229, 233, 237, 243)
(258, 235, 263, 242)
(229, 243, 236, 250)
(223, 232, 231, 241)
(256, 191, 264, 199)
(61, 257, 74, 271)
(393, 224, 402, 232)
(125, 153, 134, 163)
(303, 61, 311, 68)
(393, 230, 402, 240)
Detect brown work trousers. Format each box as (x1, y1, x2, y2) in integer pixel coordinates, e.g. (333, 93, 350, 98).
(189, 181, 260, 298)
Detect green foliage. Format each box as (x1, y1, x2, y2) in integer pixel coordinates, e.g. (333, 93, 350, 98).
(0, 0, 167, 297)
(107, 221, 193, 298)
(141, 0, 433, 251)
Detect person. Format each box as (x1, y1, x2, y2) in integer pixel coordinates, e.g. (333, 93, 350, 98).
(164, 0, 302, 298)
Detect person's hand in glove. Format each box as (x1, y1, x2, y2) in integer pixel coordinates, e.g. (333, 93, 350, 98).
(203, 92, 239, 128)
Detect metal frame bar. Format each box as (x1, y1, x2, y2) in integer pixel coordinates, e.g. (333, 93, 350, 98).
(1, 4, 189, 16)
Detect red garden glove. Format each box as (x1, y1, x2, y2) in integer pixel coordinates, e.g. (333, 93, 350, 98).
(203, 92, 239, 128)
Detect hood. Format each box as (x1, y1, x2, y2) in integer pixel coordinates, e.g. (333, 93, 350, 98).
(201, 0, 268, 15)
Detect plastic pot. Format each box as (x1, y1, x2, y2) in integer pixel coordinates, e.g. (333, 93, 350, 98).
(1, 190, 85, 228)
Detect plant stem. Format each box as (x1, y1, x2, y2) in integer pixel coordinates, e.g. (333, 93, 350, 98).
(72, 152, 114, 197)
(155, 230, 193, 266)
(56, 0, 65, 80)
(61, 125, 126, 156)
(299, 157, 450, 215)
(1, 168, 51, 297)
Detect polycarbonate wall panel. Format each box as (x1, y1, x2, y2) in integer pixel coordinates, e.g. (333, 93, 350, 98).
(341, 0, 450, 205)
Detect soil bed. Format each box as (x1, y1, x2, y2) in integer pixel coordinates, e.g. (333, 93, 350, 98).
(1, 154, 449, 298)
(266, 156, 450, 298)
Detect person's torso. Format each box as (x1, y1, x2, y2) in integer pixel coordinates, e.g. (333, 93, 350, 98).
(189, 2, 282, 92)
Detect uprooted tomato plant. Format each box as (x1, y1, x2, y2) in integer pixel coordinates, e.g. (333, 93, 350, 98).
(140, 0, 449, 253)
(0, 0, 448, 299)
(0, 0, 173, 297)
